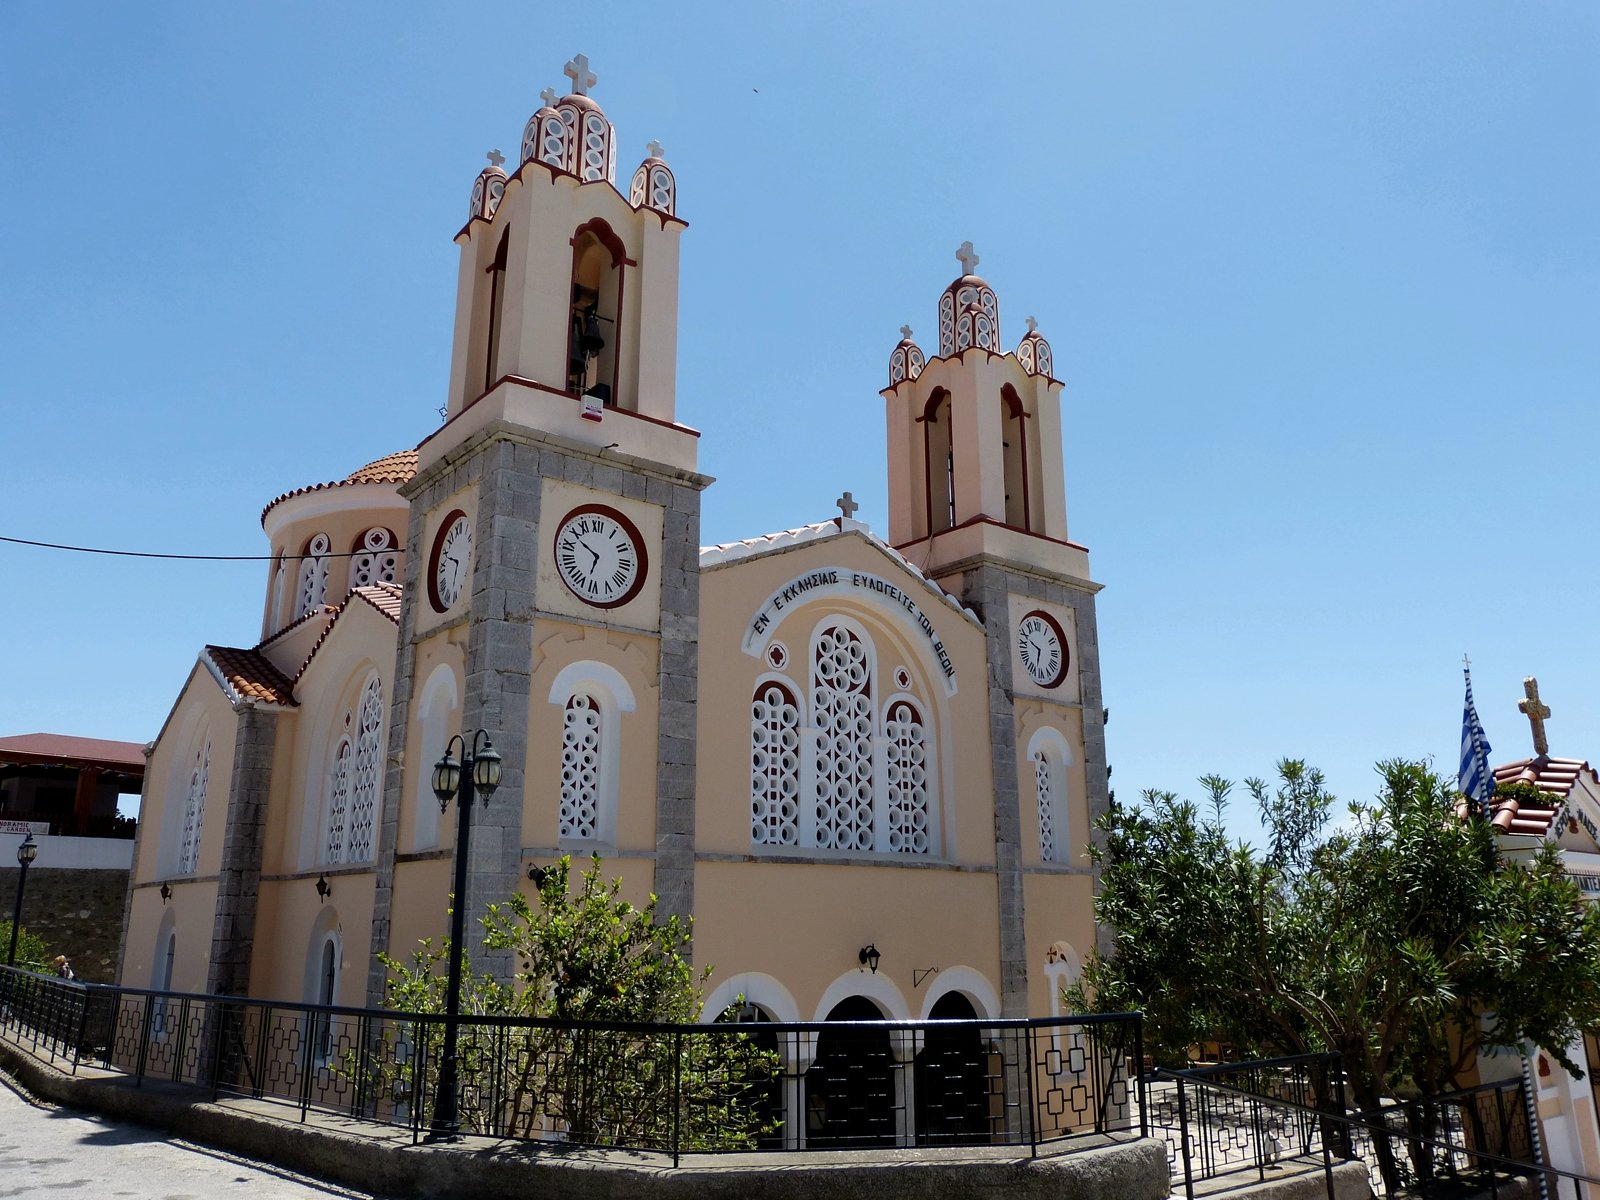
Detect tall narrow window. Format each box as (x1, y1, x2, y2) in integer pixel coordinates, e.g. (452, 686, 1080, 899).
(1029, 731, 1070, 864)
(1034, 751, 1057, 862)
(751, 681, 801, 846)
(345, 676, 383, 863)
(295, 534, 331, 619)
(348, 528, 398, 590)
(560, 694, 602, 839)
(178, 742, 209, 874)
(483, 228, 509, 394)
(884, 701, 931, 855)
(811, 625, 875, 851)
(922, 390, 955, 535)
(1001, 384, 1030, 529)
(323, 738, 352, 863)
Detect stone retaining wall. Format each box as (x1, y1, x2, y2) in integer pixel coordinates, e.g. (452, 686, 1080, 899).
(0, 867, 127, 981)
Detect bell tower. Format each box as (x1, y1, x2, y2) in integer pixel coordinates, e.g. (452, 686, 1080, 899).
(367, 57, 708, 1004)
(882, 245, 1108, 1018)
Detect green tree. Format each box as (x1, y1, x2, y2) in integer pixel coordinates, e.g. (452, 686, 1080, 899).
(1074, 759, 1600, 1183)
(0, 921, 50, 972)
(374, 854, 777, 1149)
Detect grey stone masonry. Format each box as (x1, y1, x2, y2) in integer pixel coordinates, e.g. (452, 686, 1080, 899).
(653, 478, 703, 944)
(207, 705, 280, 996)
(954, 561, 1110, 1016)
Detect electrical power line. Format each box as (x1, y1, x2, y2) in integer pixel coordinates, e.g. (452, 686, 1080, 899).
(0, 535, 381, 562)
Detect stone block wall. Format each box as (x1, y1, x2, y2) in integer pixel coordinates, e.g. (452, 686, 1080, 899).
(0, 866, 129, 982)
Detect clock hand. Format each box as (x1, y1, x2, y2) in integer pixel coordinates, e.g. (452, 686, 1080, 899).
(584, 540, 600, 570)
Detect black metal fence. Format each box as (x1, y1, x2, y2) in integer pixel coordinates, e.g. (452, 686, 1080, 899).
(0, 967, 1145, 1163)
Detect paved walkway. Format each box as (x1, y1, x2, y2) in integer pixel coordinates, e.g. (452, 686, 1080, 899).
(0, 1073, 374, 1199)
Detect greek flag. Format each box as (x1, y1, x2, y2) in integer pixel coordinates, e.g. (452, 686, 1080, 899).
(1459, 667, 1495, 820)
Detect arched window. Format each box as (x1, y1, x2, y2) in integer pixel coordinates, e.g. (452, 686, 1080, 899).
(295, 533, 331, 619)
(1028, 728, 1072, 865)
(483, 228, 509, 395)
(309, 929, 341, 1066)
(884, 701, 931, 855)
(177, 741, 210, 875)
(268, 552, 286, 634)
(323, 737, 353, 863)
(811, 623, 875, 852)
(567, 220, 626, 404)
(751, 680, 801, 846)
(548, 661, 636, 847)
(412, 665, 458, 851)
(345, 676, 384, 863)
(1000, 384, 1030, 529)
(922, 390, 954, 535)
(151, 914, 177, 1040)
(348, 528, 398, 591)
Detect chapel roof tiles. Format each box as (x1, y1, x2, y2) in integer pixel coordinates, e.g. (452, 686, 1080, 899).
(203, 646, 298, 708)
(1483, 756, 1600, 836)
(259, 447, 419, 524)
(350, 582, 403, 623)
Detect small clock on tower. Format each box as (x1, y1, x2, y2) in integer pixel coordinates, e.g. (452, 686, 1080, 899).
(1017, 609, 1069, 689)
(427, 510, 473, 613)
(553, 504, 648, 609)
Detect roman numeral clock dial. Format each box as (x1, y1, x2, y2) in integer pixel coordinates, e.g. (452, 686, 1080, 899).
(1017, 610, 1069, 689)
(553, 504, 648, 609)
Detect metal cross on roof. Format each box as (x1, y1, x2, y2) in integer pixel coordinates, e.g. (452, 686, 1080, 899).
(1520, 676, 1552, 757)
(899, 325, 913, 340)
(486, 149, 505, 168)
(540, 87, 559, 107)
(836, 491, 860, 521)
(955, 241, 980, 275)
(646, 139, 664, 158)
(565, 53, 597, 96)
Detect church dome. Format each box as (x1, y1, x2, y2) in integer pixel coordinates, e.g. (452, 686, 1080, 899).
(629, 141, 676, 216)
(937, 242, 1000, 357)
(468, 151, 508, 224)
(520, 54, 616, 184)
(887, 325, 925, 386)
(345, 449, 419, 486)
(1015, 317, 1054, 379)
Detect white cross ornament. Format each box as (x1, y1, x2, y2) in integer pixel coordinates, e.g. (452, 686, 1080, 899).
(956, 241, 980, 275)
(486, 149, 505, 168)
(565, 53, 597, 96)
(540, 87, 559, 108)
(646, 139, 664, 158)
(836, 491, 860, 520)
(900, 325, 913, 340)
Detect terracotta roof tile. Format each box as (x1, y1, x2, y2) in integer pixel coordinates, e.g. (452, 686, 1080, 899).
(350, 582, 403, 623)
(0, 733, 147, 771)
(1484, 756, 1600, 835)
(204, 646, 297, 707)
(260, 447, 419, 524)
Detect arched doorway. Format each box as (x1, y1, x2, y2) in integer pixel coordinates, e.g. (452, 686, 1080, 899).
(804, 996, 895, 1148)
(715, 1002, 785, 1149)
(914, 991, 995, 1145)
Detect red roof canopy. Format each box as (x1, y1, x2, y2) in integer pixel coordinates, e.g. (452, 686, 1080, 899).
(0, 733, 146, 774)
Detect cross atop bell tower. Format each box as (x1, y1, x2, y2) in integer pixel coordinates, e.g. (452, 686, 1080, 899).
(1520, 676, 1552, 757)
(564, 53, 597, 96)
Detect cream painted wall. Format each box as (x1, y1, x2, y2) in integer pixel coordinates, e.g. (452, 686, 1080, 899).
(249, 876, 376, 1006)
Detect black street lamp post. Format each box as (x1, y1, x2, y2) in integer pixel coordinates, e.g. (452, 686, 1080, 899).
(427, 730, 502, 1140)
(7, 832, 38, 968)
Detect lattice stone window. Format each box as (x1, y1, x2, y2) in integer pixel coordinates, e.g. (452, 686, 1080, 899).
(348, 528, 398, 590)
(811, 625, 874, 851)
(178, 741, 210, 874)
(324, 737, 352, 863)
(751, 682, 801, 846)
(345, 676, 383, 863)
(1035, 751, 1058, 862)
(884, 702, 931, 855)
(296, 533, 331, 619)
(560, 694, 601, 840)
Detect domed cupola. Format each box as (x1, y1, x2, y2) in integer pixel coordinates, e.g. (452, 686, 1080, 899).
(468, 150, 509, 223)
(629, 140, 676, 216)
(1015, 315, 1054, 379)
(520, 55, 616, 184)
(887, 324, 925, 385)
(937, 241, 1000, 357)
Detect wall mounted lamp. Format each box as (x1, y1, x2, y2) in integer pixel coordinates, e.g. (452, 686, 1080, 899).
(315, 874, 331, 904)
(858, 944, 880, 974)
(159, 882, 172, 905)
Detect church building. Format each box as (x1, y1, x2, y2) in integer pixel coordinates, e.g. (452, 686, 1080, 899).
(120, 55, 1108, 1090)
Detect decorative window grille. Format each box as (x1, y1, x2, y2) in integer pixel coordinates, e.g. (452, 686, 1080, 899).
(178, 741, 209, 874)
(811, 625, 875, 851)
(345, 677, 383, 862)
(751, 682, 801, 846)
(1035, 751, 1057, 862)
(884, 702, 931, 854)
(295, 533, 331, 619)
(323, 738, 352, 863)
(560, 694, 601, 840)
(348, 528, 398, 590)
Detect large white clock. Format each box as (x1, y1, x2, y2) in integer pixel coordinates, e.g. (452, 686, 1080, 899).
(554, 504, 647, 609)
(1017, 610, 1069, 689)
(427, 510, 472, 613)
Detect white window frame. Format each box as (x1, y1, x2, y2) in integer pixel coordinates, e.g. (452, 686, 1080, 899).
(1026, 727, 1074, 865)
(548, 660, 636, 850)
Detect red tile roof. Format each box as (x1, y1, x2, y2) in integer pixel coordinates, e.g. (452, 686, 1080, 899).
(204, 646, 298, 707)
(0, 733, 146, 772)
(1486, 756, 1600, 836)
(350, 582, 403, 623)
(259, 447, 419, 524)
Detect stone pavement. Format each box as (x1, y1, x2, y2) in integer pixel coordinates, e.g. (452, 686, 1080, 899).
(0, 1073, 374, 1199)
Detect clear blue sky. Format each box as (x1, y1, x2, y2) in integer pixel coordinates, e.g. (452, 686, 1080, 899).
(3, 4, 1596, 843)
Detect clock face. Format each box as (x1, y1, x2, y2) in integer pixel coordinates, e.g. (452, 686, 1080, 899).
(554, 504, 647, 609)
(1017, 610, 1069, 689)
(427, 510, 472, 613)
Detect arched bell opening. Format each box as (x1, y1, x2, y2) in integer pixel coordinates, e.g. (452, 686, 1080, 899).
(920, 388, 954, 537)
(567, 220, 626, 406)
(1000, 383, 1031, 530)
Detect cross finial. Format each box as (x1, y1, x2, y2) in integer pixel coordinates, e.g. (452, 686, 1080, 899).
(540, 87, 559, 107)
(564, 53, 597, 96)
(1463, 653, 1471, 669)
(646, 139, 664, 158)
(836, 491, 860, 521)
(486, 148, 505, 168)
(955, 241, 980, 275)
(1520, 676, 1552, 757)
(1026, 315, 1038, 334)
(899, 324, 913, 340)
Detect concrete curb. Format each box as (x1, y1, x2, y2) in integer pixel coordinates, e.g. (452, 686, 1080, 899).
(0, 1040, 1171, 1199)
